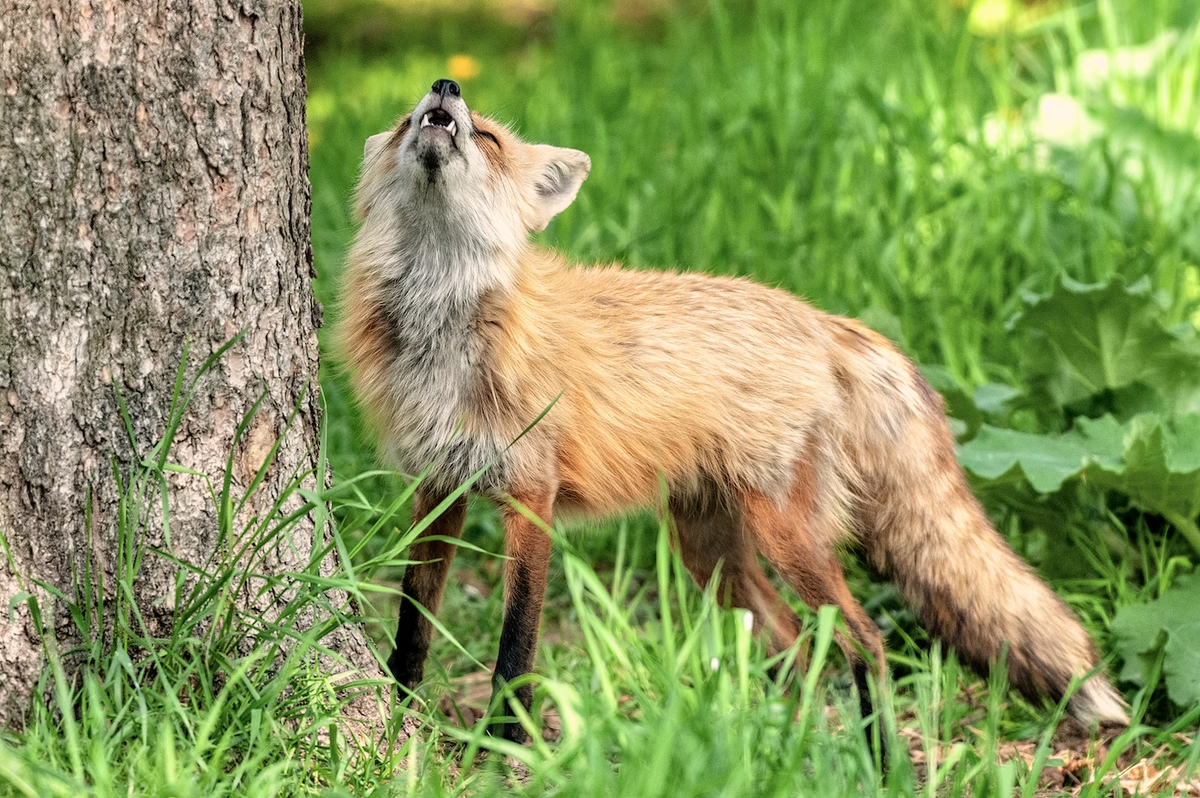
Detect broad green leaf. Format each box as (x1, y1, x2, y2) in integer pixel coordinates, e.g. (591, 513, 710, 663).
(1111, 571, 1200, 708)
(1011, 275, 1200, 414)
(957, 414, 1124, 493)
(960, 413, 1200, 554)
(1087, 414, 1200, 521)
(973, 383, 1020, 417)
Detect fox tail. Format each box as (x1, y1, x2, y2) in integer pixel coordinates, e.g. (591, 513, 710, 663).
(848, 356, 1128, 724)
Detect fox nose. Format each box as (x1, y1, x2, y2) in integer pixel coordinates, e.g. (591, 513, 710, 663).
(431, 79, 461, 100)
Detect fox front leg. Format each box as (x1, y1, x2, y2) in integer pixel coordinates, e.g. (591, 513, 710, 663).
(489, 492, 554, 744)
(389, 493, 467, 693)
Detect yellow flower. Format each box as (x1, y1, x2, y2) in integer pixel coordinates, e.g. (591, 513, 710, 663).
(447, 55, 480, 82)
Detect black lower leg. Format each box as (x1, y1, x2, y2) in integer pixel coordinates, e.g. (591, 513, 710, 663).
(487, 494, 553, 744)
(389, 591, 433, 692)
(489, 566, 540, 743)
(853, 661, 889, 769)
(386, 495, 465, 695)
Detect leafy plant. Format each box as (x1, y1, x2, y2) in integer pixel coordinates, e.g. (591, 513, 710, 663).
(1013, 275, 1200, 419)
(960, 413, 1200, 555)
(1111, 571, 1200, 708)
(956, 275, 1200, 709)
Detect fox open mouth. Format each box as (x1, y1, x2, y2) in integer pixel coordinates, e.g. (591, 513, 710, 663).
(420, 108, 457, 137)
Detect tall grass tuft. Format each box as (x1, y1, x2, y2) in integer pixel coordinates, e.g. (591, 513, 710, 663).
(0, 342, 410, 797)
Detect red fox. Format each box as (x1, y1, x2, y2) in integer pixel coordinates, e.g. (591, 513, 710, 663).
(335, 79, 1129, 743)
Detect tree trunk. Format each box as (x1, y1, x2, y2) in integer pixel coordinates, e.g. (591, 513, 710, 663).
(0, 0, 382, 726)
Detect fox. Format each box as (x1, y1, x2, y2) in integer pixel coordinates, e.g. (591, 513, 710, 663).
(335, 78, 1129, 745)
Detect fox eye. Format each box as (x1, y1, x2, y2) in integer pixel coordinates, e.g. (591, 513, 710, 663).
(475, 129, 500, 147)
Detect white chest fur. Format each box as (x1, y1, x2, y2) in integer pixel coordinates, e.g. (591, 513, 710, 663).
(370, 227, 515, 494)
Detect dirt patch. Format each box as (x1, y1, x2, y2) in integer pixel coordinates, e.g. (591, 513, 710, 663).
(900, 714, 1198, 796)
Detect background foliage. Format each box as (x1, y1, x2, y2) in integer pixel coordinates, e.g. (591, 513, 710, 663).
(308, 0, 1200, 710)
(3, 0, 1199, 795)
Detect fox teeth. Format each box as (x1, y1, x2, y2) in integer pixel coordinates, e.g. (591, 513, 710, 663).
(420, 114, 456, 135)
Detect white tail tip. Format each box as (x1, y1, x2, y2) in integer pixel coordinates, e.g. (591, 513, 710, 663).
(1069, 677, 1129, 725)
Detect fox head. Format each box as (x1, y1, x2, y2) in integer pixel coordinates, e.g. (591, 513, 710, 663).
(354, 79, 591, 256)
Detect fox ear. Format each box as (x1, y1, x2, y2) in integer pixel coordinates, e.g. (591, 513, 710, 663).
(363, 132, 391, 165)
(525, 145, 591, 231)
(354, 132, 397, 221)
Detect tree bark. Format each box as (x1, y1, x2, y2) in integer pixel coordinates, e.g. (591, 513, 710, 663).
(0, 0, 382, 727)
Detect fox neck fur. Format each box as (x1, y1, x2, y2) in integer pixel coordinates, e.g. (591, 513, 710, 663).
(348, 192, 528, 495)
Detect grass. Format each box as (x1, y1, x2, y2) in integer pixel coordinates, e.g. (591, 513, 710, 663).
(3, 0, 1199, 795)
(1, 442, 1194, 796)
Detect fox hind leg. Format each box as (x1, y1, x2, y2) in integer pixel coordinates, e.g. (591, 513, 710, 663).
(671, 499, 803, 659)
(738, 483, 888, 758)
